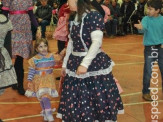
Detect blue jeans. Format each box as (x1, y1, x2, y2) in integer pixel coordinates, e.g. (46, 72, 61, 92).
(143, 45, 163, 94)
(39, 20, 50, 38)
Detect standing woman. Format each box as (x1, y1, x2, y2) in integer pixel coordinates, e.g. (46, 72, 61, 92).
(2, 0, 38, 95)
(0, 14, 17, 122)
(56, 0, 124, 121)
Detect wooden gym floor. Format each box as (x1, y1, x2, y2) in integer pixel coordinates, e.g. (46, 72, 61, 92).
(0, 34, 163, 122)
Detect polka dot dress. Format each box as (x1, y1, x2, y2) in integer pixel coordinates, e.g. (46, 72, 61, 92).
(57, 11, 124, 122)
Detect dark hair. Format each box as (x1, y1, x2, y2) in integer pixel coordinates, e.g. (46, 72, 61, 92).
(34, 38, 49, 55)
(76, 0, 105, 22)
(91, 0, 105, 17)
(58, 0, 67, 10)
(147, 0, 162, 11)
(77, 0, 91, 22)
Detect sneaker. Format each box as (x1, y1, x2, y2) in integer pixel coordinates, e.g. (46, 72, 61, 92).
(142, 94, 153, 101)
(40, 110, 48, 121)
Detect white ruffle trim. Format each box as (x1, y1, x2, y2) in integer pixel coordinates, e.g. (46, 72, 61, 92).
(25, 88, 58, 100)
(95, 120, 117, 122)
(56, 109, 124, 122)
(56, 113, 62, 118)
(25, 90, 36, 97)
(118, 109, 124, 114)
(66, 61, 115, 78)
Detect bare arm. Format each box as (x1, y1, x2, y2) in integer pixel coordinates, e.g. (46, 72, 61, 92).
(134, 20, 143, 30)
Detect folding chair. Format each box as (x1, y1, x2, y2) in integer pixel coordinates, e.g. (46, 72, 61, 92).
(127, 9, 137, 34)
(127, 3, 138, 34)
(46, 14, 57, 38)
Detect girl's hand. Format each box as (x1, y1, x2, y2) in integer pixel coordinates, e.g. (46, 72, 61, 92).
(76, 65, 87, 75)
(61, 67, 66, 77)
(28, 82, 33, 90)
(134, 20, 142, 30)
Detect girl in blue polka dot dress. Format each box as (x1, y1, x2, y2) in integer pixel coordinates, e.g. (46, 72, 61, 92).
(56, 0, 124, 121)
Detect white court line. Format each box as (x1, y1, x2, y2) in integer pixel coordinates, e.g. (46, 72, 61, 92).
(103, 42, 142, 46)
(0, 88, 162, 105)
(2, 112, 56, 122)
(0, 101, 58, 104)
(121, 88, 162, 97)
(124, 100, 163, 106)
(121, 92, 142, 97)
(49, 42, 142, 50)
(2, 100, 163, 121)
(116, 62, 144, 66)
(3, 114, 41, 121)
(109, 53, 143, 58)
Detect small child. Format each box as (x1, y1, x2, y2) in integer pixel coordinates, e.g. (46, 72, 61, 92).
(134, 0, 163, 101)
(53, 2, 70, 54)
(52, 2, 58, 25)
(25, 38, 62, 122)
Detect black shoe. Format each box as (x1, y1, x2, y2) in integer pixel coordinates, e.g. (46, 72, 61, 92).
(12, 84, 18, 90)
(0, 119, 3, 122)
(142, 94, 153, 101)
(119, 32, 126, 36)
(56, 77, 60, 80)
(18, 88, 25, 95)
